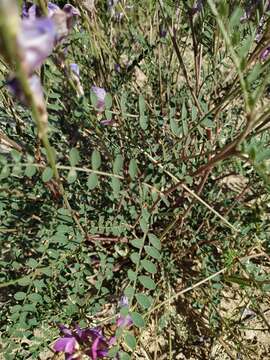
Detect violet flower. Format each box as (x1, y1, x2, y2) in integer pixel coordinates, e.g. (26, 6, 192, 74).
(260, 46, 270, 60)
(18, 17, 56, 75)
(116, 296, 133, 328)
(54, 325, 80, 360)
(70, 63, 80, 77)
(91, 86, 106, 112)
(114, 63, 121, 73)
(116, 314, 133, 328)
(8, 1, 80, 105)
(22, 1, 80, 43)
(54, 337, 79, 360)
(54, 324, 112, 360)
(100, 119, 115, 126)
(23, 1, 77, 19)
(22, 2, 60, 20)
(19, 2, 80, 76)
(84, 328, 113, 360)
(48, 2, 61, 17)
(91, 86, 115, 125)
(22, 1, 34, 18)
(70, 63, 84, 97)
(63, 4, 81, 30)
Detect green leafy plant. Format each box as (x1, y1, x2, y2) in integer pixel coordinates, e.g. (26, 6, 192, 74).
(0, 0, 270, 359)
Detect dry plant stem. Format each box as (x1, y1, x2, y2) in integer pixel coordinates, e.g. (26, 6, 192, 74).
(206, 0, 250, 114)
(252, 106, 270, 133)
(197, 42, 203, 95)
(147, 252, 266, 318)
(188, 10, 199, 92)
(157, 137, 234, 214)
(240, 264, 270, 331)
(158, 0, 203, 115)
(0, 131, 22, 152)
(209, 50, 270, 129)
(147, 268, 227, 316)
(144, 151, 238, 232)
(217, 337, 238, 360)
(37, 0, 48, 16)
(178, 168, 211, 226)
(201, 292, 254, 359)
(204, 184, 250, 237)
(188, 8, 202, 96)
(161, 168, 211, 240)
(247, 18, 270, 66)
(192, 113, 254, 178)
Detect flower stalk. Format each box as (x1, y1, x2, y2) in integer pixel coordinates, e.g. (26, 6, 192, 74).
(37, 0, 48, 16)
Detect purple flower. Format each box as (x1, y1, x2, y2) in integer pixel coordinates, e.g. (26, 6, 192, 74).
(22, 2, 80, 42)
(70, 63, 84, 97)
(91, 86, 106, 112)
(23, 2, 61, 19)
(20, 2, 80, 74)
(54, 337, 79, 356)
(119, 296, 129, 307)
(114, 63, 121, 73)
(6, 2, 80, 107)
(53, 325, 79, 360)
(63, 4, 81, 17)
(260, 46, 270, 60)
(116, 296, 133, 328)
(70, 63, 80, 77)
(63, 3, 81, 28)
(116, 314, 133, 328)
(54, 324, 112, 360)
(48, 2, 61, 16)
(18, 18, 56, 74)
(85, 328, 110, 360)
(22, 1, 35, 18)
(100, 119, 115, 126)
(22, 2, 60, 19)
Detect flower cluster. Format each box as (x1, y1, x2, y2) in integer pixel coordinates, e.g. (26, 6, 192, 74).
(54, 324, 114, 360)
(1, 2, 111, 124)
(54, 297, 133, 359)
(91, 86, 107, 112)
(5, 1, 80, 106)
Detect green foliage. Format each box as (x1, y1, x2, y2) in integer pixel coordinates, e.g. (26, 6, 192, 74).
(1, 0, 270, 359)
